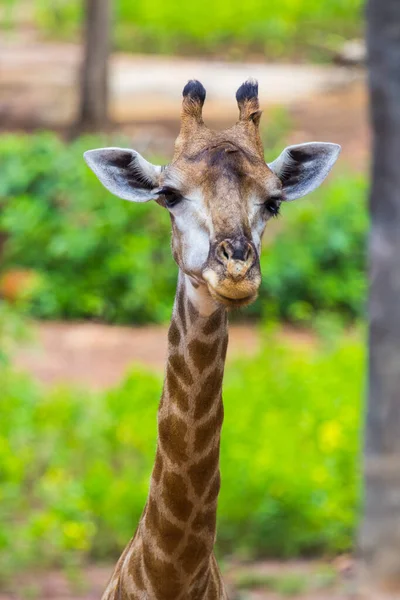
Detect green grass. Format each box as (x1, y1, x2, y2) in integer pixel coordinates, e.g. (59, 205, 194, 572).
(235, 563, 337, 595)
(236, 571, 308, 595)
(0, 323, 364, 576)
(4, 0, 364, 61)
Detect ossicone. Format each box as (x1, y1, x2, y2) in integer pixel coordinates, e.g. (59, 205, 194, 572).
(236, 78, 262, 125)
(181, 79, 206, 124)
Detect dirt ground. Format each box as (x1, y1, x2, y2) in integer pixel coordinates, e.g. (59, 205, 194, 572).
(0, 557, 364, 600)
(13, 321, 316, 388)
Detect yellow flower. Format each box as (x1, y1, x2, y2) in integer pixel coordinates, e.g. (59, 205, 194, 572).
(62, 521, 91, 551)
(319, 420, 342, 452)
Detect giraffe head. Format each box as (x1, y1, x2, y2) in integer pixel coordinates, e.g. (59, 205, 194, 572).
(84, 79, 340, 308)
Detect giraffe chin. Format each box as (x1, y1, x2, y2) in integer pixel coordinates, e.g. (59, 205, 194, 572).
(203, 269, 260, 308)
(208, 286, 258, 308)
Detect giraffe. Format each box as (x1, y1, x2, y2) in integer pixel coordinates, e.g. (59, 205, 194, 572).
(84, 79, 340, 600)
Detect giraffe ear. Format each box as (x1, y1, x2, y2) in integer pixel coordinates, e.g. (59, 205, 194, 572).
(267, 142, 341, 201)
(84, 147, 163, 202)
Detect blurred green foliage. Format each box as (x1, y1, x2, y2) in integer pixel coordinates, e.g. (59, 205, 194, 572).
(0, 329, 363, 576)
(27, 0, 363, 60)
(258, 174, 367, 323)
(0, 301, 30, 364)
(0, 133, 366, 325)
(0, 133, 175, 323)
(220, 330, 363, 557)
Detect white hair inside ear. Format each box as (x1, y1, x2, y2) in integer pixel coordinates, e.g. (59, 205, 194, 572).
(84, 147, 163, 202)
(268, 142, 341, 201)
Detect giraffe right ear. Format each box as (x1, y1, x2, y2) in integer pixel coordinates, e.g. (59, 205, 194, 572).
(84, 147, 163, 203)
(267, 142, 341, 201)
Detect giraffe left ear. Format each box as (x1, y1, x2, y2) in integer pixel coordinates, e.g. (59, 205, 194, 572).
(84, 147, 163, 202)
(268, 142, 341, 201)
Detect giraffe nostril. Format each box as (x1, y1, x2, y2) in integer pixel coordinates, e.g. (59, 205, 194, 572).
(221, 246, 230, 261)
(217, 241, 233, 264)
(246, 243, 255, 264)
(216, 239, 254, 268)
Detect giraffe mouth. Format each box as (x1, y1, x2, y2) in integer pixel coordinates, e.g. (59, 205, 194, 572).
(203, 268, 260, 308)
(207, 286, 258, 308)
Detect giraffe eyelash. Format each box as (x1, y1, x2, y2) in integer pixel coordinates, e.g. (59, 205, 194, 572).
(265, 197, 282, 217)
(158, 187, 183, 208)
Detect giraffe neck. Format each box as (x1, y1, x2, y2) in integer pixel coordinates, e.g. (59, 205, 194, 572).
(141, 271, 228, 591)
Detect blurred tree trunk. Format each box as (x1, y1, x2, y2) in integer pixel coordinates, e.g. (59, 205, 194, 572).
(359, 0, 400, 591)
(76, 0, 111, 132)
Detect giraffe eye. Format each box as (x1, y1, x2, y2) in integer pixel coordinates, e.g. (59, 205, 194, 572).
(265, 198, 281, 217)
(159, 187, 183, 209)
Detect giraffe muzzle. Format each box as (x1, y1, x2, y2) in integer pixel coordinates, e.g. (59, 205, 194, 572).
(203, 238, 261, 307)
(216, 239, 255, 281)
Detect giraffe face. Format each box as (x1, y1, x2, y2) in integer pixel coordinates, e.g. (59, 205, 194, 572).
(158, 137, 281, 307)
(84, 79, 340, 309)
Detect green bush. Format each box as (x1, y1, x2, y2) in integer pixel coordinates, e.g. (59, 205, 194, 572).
(0, 133, 367, 324)
(258, 173, 368, 323)
(0, 303, 28, 364)
(28, 0, 363, 60)
(219, 330, 363, 556)
(0, 330, 363, 574)
(0, 133, 175, 323)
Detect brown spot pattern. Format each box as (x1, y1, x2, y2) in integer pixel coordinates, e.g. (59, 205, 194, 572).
(158, 413, 188, 463)
(145, 497, 185, 555)
(176, 289, 187, 333)
(119, 587, 139, 600)
(166, 364, 189, 412)
(187, 299, 198, 324)
(205, 472, 221, 504)
(221, 333, 229, 361)
(142, 542, 181, 600)
(193, 372, 222, 419)
(216, 402, 224, 428)
(129, 556, 145, 591)
(158, 391, 165, 412)
(192, 565, 211, 598)
(115, 534, 136, 581)
(169, 353, 193, 386)
(152, 450, 163, 484)
(192, 508, 217, 534)
(168, 319, 181, 347)
(196, 563, 210, 582)
(180, 534, 209, 575)
(188, 338, 220, 373)
(210, 556, 224, 597)
(206, 572, 220, 599)
(189, 444, 220, 497)
(194, 410, 222, 454)
(162, 471, 194, 521)
(202, 310, 224, 335)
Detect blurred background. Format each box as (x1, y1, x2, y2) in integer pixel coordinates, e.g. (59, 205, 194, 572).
(0, 0, 369, 598)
